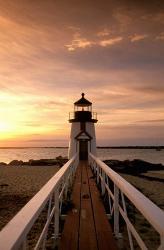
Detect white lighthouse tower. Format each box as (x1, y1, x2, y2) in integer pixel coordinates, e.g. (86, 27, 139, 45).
(68, 93, 98, 160)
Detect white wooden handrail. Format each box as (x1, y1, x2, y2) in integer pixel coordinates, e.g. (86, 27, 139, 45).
(0, 154, 78, 250)
(89, 153, 164, 250)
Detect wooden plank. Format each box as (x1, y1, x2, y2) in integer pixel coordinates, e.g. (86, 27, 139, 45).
(59, 164, 82, 250)
(87, 164, 118, 250)
(79, 161, 98, 250)
(60, 161, 117, 250)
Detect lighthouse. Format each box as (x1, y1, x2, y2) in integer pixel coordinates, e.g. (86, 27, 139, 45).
(68, 93, 98, 160)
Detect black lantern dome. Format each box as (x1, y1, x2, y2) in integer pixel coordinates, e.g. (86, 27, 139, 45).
(69, 93, 97, 123)
(74, 93, 92, 107)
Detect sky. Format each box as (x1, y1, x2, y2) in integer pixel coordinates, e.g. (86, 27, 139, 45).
(0, 0, 164, 147)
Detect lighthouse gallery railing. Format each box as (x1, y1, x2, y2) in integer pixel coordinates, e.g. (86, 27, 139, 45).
(0, 154, 78, 250)
(89, 153, 164, 250)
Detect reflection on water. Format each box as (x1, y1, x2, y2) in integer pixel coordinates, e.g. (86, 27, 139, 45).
(0, 147, 164, 165)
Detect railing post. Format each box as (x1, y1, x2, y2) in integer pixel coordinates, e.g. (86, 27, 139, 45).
(96, 164, 99, 184)
(42, 196, 53, 250)
(22, 238, 27, 250)
(106, 176, 112, 216)
(54, 187, 59, 241)
(114, 184, 120, 238)
(121, 192, 134, 250)
(93, 160, 96, 173)
(68, 167, 73, 191)
(158, 236, 164, 250)
(64, 178, 68, 199)
(101, 171, 105, 196)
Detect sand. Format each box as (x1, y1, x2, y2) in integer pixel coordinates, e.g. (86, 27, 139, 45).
(0, 164, 163, 249)
(0, 165, 59, 231)
(120, 172, 164, 209)
(119, 172, 164, 249)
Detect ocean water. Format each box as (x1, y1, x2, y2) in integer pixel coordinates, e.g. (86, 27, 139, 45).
(0, 147, 164, 165)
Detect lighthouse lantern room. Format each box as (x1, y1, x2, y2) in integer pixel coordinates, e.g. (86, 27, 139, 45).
(68, 93, 98, 160)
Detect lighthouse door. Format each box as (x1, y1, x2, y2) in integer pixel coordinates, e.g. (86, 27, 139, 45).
(79, 140, 88, 160)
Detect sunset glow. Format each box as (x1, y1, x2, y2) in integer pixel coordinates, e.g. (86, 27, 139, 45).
(0, 0, 164, 147)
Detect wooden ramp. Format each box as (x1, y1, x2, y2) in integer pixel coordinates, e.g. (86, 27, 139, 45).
(59, 161, 117, 250)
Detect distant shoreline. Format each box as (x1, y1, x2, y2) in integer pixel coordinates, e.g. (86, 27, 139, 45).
(97, 146, 164, 149)
(0, 146, 163, 149)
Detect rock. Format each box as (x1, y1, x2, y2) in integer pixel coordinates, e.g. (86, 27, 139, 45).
(8, 160, 24, 166)
(28, 159, 59, 166)
(104, 159, 164, 175)
(56, 155, 63, 160)
(6, 157, 68, 167)
(0, 162, 7, 166)
(0, 183, 9, 188)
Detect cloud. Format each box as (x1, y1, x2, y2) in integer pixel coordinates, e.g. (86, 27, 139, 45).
(66, 36, 94, 51)
(23, 122, 41, 127)
(130, 34, 148, 42)
(153, 13, 164, 24)
(97, 29, 110, 37)
(136, 119, 164, 124)
(156, 32, 164, 40)
(99, 37, 123, 46)
(0, 0, 164, 146)
(66, 34, 123, 51)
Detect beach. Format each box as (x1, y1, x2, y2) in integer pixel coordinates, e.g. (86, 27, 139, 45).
(0, 165, 59, 231)
(0, 159, 163, 249)
(121, 172, 164, 209)
(119, 172, 164, 249)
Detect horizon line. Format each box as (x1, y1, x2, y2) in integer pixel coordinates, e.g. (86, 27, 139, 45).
(0, 146, 163, 149)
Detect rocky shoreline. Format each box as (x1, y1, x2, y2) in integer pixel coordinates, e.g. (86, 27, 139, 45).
(0, 156, 68, 167)
(1, 157, 164, 182)
(104, 159, 164, 182)
(1, 157, 163, 169)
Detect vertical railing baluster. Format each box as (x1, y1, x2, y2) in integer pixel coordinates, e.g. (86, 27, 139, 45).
(121, 192, 134, 250)
(22, 238, 27, 250)
(114, 184, 119, 238)
(68, 167, 72, 187)
(92, 160, 95, 172)
(97, 164, 99, 184)
(54, 187, 59, 242)
(92, 161, 95, 173)
(64, 176, 68, 200)
(42, 196, 52, 250)
(101, 170, 105, 195)
(94, 161, 96, 174)
(106, 176, 112, 215)
(59, 179, 64, 214)
(158, 236, 164, 250)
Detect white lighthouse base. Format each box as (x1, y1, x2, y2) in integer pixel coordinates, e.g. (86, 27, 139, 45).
(68, 122, 97, 159)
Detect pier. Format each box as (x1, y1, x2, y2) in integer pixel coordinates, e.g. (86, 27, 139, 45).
(0, 94, 164, 249)
(60, 161, 117, 250)
(0, 154, 164, 249)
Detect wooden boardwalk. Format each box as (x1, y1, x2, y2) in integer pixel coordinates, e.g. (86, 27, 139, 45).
(59, 161, 117, 250)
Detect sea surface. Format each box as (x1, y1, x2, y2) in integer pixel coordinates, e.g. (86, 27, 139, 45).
(0, 147, 164, 165)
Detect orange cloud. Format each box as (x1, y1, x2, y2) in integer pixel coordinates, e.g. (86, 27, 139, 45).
(155, 32, 164, 40)
(0, 1, 163, 146)
(65, 32, 94, 51)
(97, 29, 110, 37)
(99, 37, 123, 46)
(66, 34, 123, 51)
(130, 34, 148, 42)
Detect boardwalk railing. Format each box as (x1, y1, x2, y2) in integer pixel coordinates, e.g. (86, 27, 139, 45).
(0, 154, 78, 250)
(89, 153, 164, 250)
